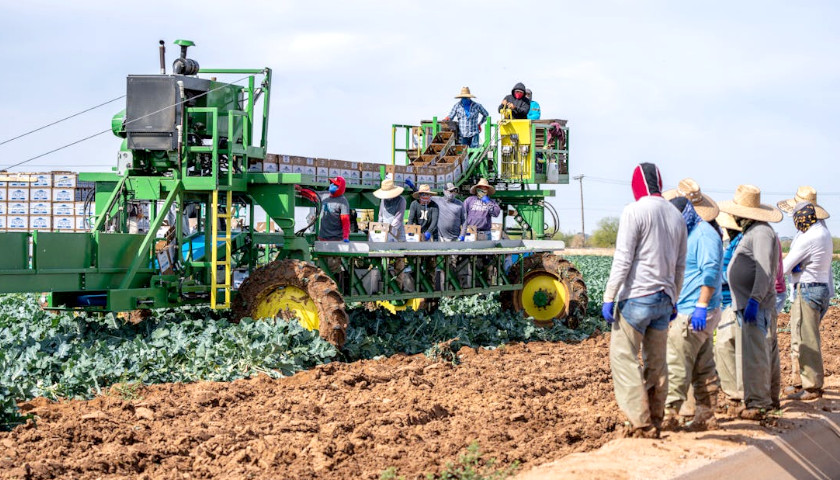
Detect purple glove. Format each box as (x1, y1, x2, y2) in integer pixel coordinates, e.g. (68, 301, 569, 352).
(602, 302, 615, 323)
(690, 306, 707, 331)
(424, 232, 431, 241)
(481, 195, 491, 204)
(744, 298, 760, 323)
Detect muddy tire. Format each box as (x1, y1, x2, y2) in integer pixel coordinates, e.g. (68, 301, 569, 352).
(232, 259, 348, 347)
(501, 252, 588, 329)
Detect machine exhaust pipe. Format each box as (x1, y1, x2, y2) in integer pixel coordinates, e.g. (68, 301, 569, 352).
(158, 40, 166, 74)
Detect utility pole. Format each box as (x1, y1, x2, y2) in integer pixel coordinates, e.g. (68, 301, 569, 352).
(572, 174, 585, 246)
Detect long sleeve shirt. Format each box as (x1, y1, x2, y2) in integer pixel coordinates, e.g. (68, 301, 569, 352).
(676, 221, 723, 314)
(464, 196, 501, 232)
(603, 196, 687, 304)
(407, 200, 439, 237)
(727, 222, 779, 311)
(447, 101, 489, 139)
(783, 221, 833, 294)
(433, 197, 466, 240)
(378, 197, 406, 242)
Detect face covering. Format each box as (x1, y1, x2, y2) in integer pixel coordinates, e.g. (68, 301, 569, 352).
(328, 184, 338, 195)
(460, 98, 471, 108)
(630, 163, 662, 201)
(419, 194, 432, 205)
(793, 203, 817, 232)
(670, 197, 702, 234)
(444, 190, 455, 200)
(514, 91, 524, 100)
(476, 188, 487, 199)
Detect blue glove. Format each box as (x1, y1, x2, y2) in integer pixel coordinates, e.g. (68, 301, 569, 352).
(343, 238, 350, 243)
(481, 195, 491, 204)
(424, 232, 431, 241)
(744, 297, 760, 323)
(458, 235, 465, 241)
(792, 263, 802, 273)
(690, 306, 707, 331)
(405, 178, 416, 190)
(602, 301, 615, 323)
(670, 305, 678, 321)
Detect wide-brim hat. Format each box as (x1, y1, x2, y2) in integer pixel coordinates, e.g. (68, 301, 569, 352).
(412, 184, 437, 199)
(777, 185, 830, 219)
(663, 178, 719, 222)
(455, 86, 476, 99)
(716, 211, 741, 232)
(373, 178, 404, 199)
(470, 178, 496, 195)
(718, 184, 783, 223)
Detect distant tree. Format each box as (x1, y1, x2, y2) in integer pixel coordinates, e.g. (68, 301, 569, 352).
(591, 217, 620, 248)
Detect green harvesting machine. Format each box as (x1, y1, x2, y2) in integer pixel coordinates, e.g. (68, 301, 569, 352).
(0, 40, 588, 346)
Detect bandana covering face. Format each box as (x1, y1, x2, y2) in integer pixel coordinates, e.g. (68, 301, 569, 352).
(476, 189, 487, 199)
(514, 91, 524, 100)
(793, 203, 818, 232)
(630, 163, 663, 200)
(681, 201, 702, 233)
(444, 190, 455, 200)
(419, 194, 432, 205)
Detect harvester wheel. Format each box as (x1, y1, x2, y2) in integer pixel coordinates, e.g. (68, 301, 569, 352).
(501, 252, 588, 329)
(231, 259, 348, 347)
(376, 298, 426, 315)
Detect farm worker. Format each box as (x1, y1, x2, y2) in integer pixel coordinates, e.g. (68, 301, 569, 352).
(374, 178, 406, 242)
(713, 212, 745, 412)
(778, 195, 833, 401)
(498, 82, 530, 119)
(661, 179, 722, 431)
(433, 182, 469, 288)
(443, 87, 489, 148)
(464, 178, 500, 235)
(601, 162, 687, 439)
(718, 184, 782, 420)
(525, 88, 541, 120)
(295, 176, 350, 242)
(408, 184, 439, 241)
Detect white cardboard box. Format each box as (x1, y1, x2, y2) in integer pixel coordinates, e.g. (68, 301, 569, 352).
(29, 215, 51, 231)
(30, 188, 52, 202)
(52, 216, 75, 231)
(7, 215, 28, 230)
(7, 202, 28, 215)
(75, 216, 92, 231)
(74, 202, 87, 216)
(0, 216, 6, 230)
(30, 202, 51, 215)
(0, 188, 6, 201)
(0, 203, 5, 215)
(31, 174, 52, 187)
(53, 173, 77, 188)
(52, 188, 75, 203)
(53, 203, 74, 216)
(8, 187, 29, 202)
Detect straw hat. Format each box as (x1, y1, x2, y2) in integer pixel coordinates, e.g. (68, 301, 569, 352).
(470, 178, 496, 196)
(777, 186, 829, 219)
(716, 211, 741, 232)
(412, 184, 437, 199)
(455, 86, 476, 99)
(717, 184, 782, 223)
(663, 178, 719, 222)
(373, 178, 404, 199)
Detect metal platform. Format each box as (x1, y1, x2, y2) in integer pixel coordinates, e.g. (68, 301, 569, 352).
(313, 239, 566, 257)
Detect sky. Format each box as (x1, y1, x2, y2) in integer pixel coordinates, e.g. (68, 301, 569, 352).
(0, 0, 838, 238)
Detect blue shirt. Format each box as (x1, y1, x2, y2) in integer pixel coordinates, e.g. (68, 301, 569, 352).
(527, 100, 541, 120)
(677, 221, 723, 314)
(447, 101, 489, 138)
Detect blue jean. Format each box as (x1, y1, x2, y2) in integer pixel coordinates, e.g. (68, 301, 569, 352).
(799, 284, 830, 316)
(618, 291, 673, 334)
(458, 134, 479, 148)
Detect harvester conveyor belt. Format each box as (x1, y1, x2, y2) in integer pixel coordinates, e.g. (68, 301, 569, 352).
(313, 240, 566, 257)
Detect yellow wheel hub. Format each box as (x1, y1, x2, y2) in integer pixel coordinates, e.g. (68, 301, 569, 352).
(252, 286, 320, 331)
(376, 298, 424, 315)
(521, 272, 569, 322)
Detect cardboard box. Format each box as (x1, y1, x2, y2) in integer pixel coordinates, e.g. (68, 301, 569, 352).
(75, 216, 92, 231)
(52, 172, 77, 188)
(405, 224, 422, 242)
(0, 187, 6, 201)
(7, 174, 31, 187)
(30, 187, 52, 202)
(52, 216, 75, 231)
(74, 202, 87, 216)
(491, 223, 503, 241)
(8, 187, 29, 202)
(341, 168, 361, 185)
(315, 158, 330, 182)
(52, 202, 74, 216)
(31, 174, 52, 187)
(52, 188, 74, 203)
(277, 160, 293, 174)
(156, 247, 173, 275)
(368, 222, 390, 242)
(0, 216, 5, 230)
(30, 202, 51, 215)
(247, 161, 263, 172)
(328, 160, 345, 180)
(7, 215, 28, 230)
(29, 215, 51, 231)
(0, 203, 5, 215)
(415, 167, 435, 187)
(8, 202, 28, 215)
(263, 159, 279, 173)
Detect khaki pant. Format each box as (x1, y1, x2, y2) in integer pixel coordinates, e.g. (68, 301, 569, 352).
(790, 287, 827, 390)
(666, 309, 721, 411)
(767, 307, 781, 406)
(610, 313, 669, 429)
(714, 307, 743, 401)
(740, 308, 772, 410)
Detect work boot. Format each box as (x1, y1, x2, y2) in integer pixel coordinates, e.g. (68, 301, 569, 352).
(783, 385, 802, 395)
(627, 425, 660, 439)
(685, 405, 718, 432)
(661, 407, 682, 431)
(788, 388, 823, 401)
(739, 408, 766, 421)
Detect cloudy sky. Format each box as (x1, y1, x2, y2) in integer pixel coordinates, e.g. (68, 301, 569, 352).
(1, 0, 838, 237)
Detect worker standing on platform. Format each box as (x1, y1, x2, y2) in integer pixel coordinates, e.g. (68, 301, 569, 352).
(525, 88, 541, 120)
(498, 82, 530, 119)
(443, 87, 489, 148)
(433, 182, 468, 288)
(295, 176, 350, 243)
(464, 178, 500, 236)
(407, 184, 439, 241)
(374, 177, 407, 242)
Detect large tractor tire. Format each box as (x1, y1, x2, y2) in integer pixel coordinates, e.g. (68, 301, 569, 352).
(231, 259, 349, 347)
(501, 252, 588, 329)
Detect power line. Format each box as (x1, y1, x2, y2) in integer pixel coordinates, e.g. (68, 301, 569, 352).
(0, 95, 125, 147)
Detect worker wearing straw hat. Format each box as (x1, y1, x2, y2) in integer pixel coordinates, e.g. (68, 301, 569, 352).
(374, 177, 406, 242)
(780, 196, 833, 401)
(714, 212, 745, 412)
(603, 163, 687, 439)
(443, 87, 489, 148)
(661, 179, 723, 431)
(407, 184, 439, 241)
(718, 185, 782, 420)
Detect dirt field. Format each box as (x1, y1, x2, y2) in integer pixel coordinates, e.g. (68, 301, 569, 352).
(1, 307, 838, 480)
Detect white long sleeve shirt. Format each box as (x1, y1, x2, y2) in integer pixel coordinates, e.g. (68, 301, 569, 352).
(783, 221, 834, 294)
(603, 196, 687, 304)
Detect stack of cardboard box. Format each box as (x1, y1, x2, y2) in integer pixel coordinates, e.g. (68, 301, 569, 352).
(0, 172, 92, 233)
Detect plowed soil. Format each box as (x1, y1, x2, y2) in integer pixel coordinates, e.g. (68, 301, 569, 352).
(2, 307, 839, 480)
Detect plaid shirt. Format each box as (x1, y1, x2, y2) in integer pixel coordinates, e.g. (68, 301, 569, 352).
(447, 101, 489, 138)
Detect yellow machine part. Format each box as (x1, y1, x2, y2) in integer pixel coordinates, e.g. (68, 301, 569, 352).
(252, 286, 320, 331)
(376, 298, 425, 315)
(520, 272, 569, 322)
(499, 119, 532, 180)
(499, 119, 532, 144)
